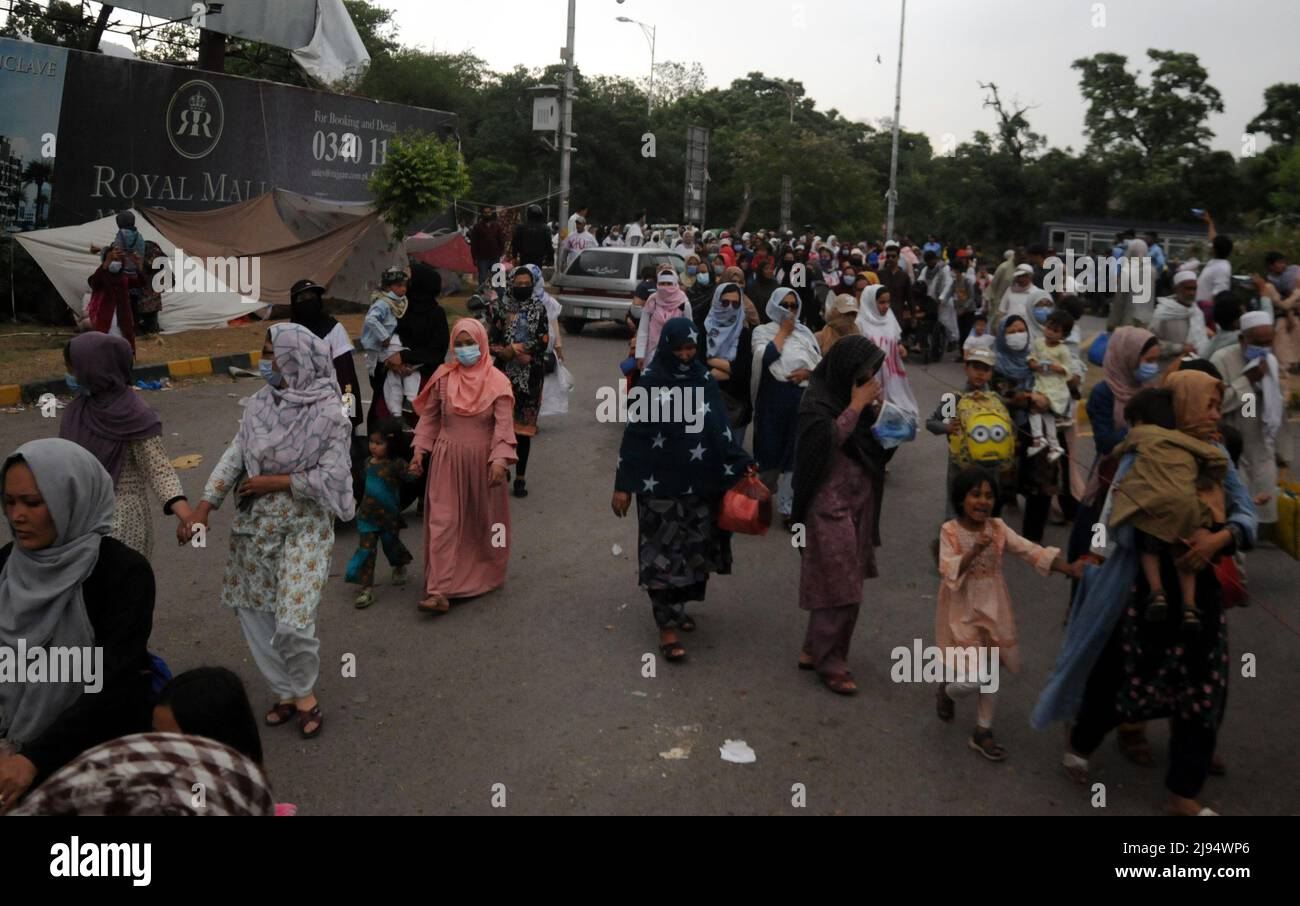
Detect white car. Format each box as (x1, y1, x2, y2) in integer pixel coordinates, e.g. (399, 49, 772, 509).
(549, 247, 685, 334)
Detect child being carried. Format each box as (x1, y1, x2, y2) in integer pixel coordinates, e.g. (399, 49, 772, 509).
(1025, 309, 1074, 462)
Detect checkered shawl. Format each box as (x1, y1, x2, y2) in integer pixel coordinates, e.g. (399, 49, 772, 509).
(12, 732, 275, 816)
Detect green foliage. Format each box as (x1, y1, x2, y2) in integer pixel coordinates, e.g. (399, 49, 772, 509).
(1232, 225, 1300, 275)
(368, 132, 471, 237)
(0, 0, 95, 47)
(1247, 83, 1300, 146)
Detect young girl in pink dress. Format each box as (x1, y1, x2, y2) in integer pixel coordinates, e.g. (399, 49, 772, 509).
(408, 319, 517, 614)
(934, 466, 1082, 761)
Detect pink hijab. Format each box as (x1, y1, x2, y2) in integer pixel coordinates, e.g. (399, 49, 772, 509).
(644, 271, 689, 355)
(1102, 326, 1156, 428)
(418, 318, 513, 416)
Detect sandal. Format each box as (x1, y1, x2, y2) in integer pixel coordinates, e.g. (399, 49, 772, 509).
(1063, 751, 1089, 783)
(1180, 607, 1203, 633)
(822, 672, 858, 695)
(513, 478, 528, 498)
(677, 614, 696, 633)
(391, 566, 407, 587)
(1116, 723, 1154, 765)
(1145, 590, 1168, 623)
(969, 727, 1006, 762)
(265, 701, 296, 726)
(417, 593, 450, 614)
(797, 650, 815, 671)
(354, 589, 375, 609)
(935, 685, 955, 722)
(659, 635, 686, 662)
(298, 704, 324, 739)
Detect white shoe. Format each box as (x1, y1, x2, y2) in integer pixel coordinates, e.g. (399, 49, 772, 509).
(1027, 440, 1047, 457)
(1046, 447, 1063, 463)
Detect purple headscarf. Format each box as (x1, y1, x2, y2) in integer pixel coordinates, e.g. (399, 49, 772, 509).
(59, 333, 161, 483)
(237, 324, 355, 521)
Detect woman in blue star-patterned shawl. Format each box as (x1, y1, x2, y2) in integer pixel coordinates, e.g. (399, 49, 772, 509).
(611, 317, 752, 660)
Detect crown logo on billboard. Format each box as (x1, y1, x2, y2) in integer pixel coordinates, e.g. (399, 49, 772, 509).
(187, 91, 208, 112)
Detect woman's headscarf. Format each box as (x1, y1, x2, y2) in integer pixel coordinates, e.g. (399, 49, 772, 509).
(417, 318, 513, 417)
(0, 438, 113, 746)
(644, 270, 689, 356)
(993, 315, 1034, 387)
(289, 287, 338, 342)
(792, 335, 887, 523)
(722, 265, 760, 326)
(237, 324, 355, 521)
(704, 282, 745, 362)
(495, 265, 535, 315)
(11, 732, 275, 816)
(59, 333, 162, 483)
(1165, 368, 1223, 441)
(614, 317, 752, 499)
(856, 285, 900, 343)
(1103, 325, 1156, 429)
(681, 255, 700, 290)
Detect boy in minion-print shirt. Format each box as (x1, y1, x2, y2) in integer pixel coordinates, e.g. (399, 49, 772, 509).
(925, 346, 1017, 519)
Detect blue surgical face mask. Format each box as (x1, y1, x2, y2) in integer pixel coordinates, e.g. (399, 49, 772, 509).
(260, 359, 283, 387)
(1033, 307, 1051, 324)
(1244, 344, 1271, 362)
(697, 271, 709, 286)
(686, 266, 698, 275)
(107, 260, 123, 274)
(1135, 361, 1160, 382)
(455, 345, 482, 367)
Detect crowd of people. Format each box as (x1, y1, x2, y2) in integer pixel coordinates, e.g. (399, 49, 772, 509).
(1, 200, 1296, 816)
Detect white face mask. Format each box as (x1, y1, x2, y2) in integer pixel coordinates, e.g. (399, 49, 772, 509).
(1005, 332, 1029, 351)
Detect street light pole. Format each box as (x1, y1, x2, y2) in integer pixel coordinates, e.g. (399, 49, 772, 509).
(886, 0, 906, 240)
(558, 0, 576, 240)
(616, 16, 656, 116)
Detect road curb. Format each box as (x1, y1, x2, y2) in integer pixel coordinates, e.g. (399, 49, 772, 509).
(17, 349, 265, 404)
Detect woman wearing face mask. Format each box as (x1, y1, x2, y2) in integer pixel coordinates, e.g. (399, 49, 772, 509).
(487, 266, 550, 498)
(695, 282, 754, 429)
(636, 268, 691, 370)
(409, 320, 517, 614)
(992, 315, 1060, 542)
(59, 333, 194, 558)
(683, 255, 713, 312)
(721, 265, 760, 327)
(86, 246, 139, 353)
(189, 324, 355, 741)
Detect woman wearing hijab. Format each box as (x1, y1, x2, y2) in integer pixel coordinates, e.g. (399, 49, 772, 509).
(488, 266, 549, 498)
(289, 279, 363, 428)
(409, 319, 517, 614)
(59, 333, 193, 559)
(722, 265, 761, 327)
(816, 294, 862, 355)
(695, 281, 754, 429)
(1038, 368, 1256, 816)
(12, 732, 274, 816)
(751, 288, 823, 527)
(750, 258, 781, 323)
(611, 318, 752, 661)
(1107, 238, 1151, 331)
(394, 262, 451, 398)
(999, 264, 1053, 338)
(636, 268, 691, 369)
(189, 324, 355, 741)
(856, 285, 920, 420)
(0, 439, 155, 811)
(793, 336, 887, 694)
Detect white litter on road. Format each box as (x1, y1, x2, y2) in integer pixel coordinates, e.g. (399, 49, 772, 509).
(611, 543, 623, 557)
(659, 746, 689, 760)
(719, 739, 756, 764)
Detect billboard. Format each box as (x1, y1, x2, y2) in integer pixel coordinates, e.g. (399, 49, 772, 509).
(0, 36, 456, 231)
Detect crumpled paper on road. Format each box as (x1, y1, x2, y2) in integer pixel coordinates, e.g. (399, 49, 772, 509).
(719, 739, 756, 764)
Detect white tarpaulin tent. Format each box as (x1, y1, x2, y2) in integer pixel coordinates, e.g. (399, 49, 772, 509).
(14, 214, 268, 333)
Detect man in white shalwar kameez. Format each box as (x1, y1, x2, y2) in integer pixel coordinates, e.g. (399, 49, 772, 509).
(1150, 269, 1210, 371)
(1212, 310, 1293, 528)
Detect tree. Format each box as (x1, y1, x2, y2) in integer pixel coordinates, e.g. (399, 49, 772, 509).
(1247, 82, 1300, 146)
(0, 0, 95, 47)
(21, 161, 53, 228)
(1072, 50, 1223, 168)
(369, 132, 471, 237)
(639, 61, 706, 108)
(977, 82, 1044, 163)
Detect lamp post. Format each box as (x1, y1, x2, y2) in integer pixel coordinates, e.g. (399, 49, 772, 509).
(616, 16, 656, 116)
(557, 0, 576, 239)
(885, 0, 907, 240)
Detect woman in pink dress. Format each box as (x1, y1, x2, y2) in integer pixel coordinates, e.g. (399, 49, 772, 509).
(408, 319, 517, 614)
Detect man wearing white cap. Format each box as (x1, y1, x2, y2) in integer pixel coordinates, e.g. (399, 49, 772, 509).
(1212, 309, 1293, 527)
(1150, 269, 1209, 369)
(999, 263, 1052, 335)
(558, 214, 597, 272)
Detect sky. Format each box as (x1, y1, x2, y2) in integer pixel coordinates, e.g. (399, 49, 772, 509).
(379, 0, 1300, 157)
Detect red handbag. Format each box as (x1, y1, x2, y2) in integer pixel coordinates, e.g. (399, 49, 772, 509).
(718, 464, 772, 535)
(1213, 555, 1248, 609)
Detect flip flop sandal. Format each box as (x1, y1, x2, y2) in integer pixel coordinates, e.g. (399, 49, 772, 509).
(822, 672, 857, 695)
(969, 728, 1006, 762)
(298, 704, 324, 739)
(677, 615, 696, 632)
(1062, 751, 1089, 783)
(1117, 725, 1154, 765)
(659, 640, 686, 662)
(265, 701, 297, 726)
(417, 594, 450, 614)
(797, 651, 815, 671)
(936, 685, 955, 722)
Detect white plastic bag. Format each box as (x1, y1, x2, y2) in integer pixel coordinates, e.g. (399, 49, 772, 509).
(539, 359, 574, 417)
(872, 400, 918, 449)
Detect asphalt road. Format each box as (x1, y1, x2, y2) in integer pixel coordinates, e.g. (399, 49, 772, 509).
(4, 318, 1297, 815)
